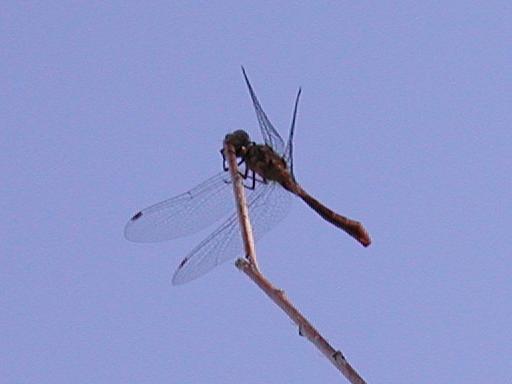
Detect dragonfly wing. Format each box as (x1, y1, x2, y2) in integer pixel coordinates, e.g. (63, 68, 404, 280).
(171, 211, 241, 285)
(247, 179, 292, 241)
(241, 67, 285, 155)
(125, 171, 240, 242)
(283, 88, 302, 182)
(172, 181, 292, 285)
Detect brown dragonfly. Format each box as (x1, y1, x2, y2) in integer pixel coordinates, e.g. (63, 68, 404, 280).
(125, 68, 370, 285)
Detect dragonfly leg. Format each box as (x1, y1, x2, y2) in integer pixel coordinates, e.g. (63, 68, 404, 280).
(220, 148, 246, 171)
(236, 161, 249, 181)
(220, 149, 229, 171)
(244, 169, 267, 190)
(243, 169, 256, 190)
(220, 148, 229, 171)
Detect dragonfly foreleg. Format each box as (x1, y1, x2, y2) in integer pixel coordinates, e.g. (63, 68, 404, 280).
(220, 148, 246, 172)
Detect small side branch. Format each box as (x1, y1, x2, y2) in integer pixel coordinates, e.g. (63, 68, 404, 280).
(223, 139, 366, 384)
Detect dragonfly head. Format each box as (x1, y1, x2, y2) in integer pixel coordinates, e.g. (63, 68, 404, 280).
(224, 129, 251, 157)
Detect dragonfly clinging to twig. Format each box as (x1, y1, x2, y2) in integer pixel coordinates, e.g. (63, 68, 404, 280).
(124, 67, 371, 285)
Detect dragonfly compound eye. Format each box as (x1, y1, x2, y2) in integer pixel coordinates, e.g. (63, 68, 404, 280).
(225, 130, 251, 156)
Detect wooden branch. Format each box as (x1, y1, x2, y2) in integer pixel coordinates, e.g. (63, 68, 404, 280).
(236, 259, 366, 384)
(223, 139, 367, 384)
(223, 141, 259, 270)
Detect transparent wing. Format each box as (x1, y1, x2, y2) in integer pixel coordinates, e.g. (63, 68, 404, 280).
(283, 88, 302, 181)
(124, 171, 254, 242)
(241, 67, 285, 155)
(172, 180, 292, 285)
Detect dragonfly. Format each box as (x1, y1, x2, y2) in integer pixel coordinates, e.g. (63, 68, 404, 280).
(124, 68, 371, 285)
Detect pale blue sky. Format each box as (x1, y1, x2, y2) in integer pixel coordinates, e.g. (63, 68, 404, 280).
(2, 2, 511, 383)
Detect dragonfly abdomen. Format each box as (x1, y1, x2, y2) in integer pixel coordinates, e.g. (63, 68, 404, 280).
(293, 185, 371, 247)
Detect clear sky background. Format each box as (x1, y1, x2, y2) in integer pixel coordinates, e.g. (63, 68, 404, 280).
(2, 2, 510, 383)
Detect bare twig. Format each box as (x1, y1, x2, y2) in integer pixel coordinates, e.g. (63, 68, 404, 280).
(236, 259, 366, 384)
(223, 141, 259, 271)
(223, 140, 367, 384)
